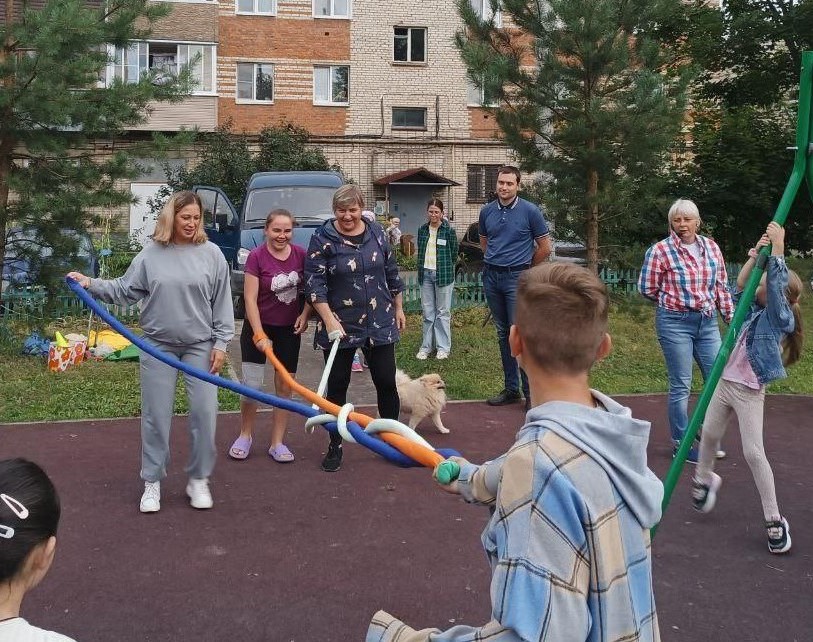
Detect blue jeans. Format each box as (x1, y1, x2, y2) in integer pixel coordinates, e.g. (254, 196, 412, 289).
(483, 267, 529, 398)
(420, 270, 453, 354)
(655, 307, 722, 443)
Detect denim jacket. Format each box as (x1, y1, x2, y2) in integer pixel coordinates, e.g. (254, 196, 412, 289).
(734, 256, 795, 386)
(304, 219, 403, 350)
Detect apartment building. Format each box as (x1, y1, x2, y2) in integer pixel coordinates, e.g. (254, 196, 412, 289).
(212, 0, 515, 236)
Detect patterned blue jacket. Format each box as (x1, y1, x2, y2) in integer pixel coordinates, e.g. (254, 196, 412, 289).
(305, 219, 403, 350)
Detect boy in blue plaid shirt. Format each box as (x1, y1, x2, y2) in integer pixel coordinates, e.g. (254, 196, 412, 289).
(368, 263, 663, 641)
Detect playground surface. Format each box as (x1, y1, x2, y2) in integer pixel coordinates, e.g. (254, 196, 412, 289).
(2, 394, 811, 641)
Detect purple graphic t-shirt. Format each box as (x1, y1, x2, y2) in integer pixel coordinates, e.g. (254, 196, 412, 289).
(245, 244, 306, 327)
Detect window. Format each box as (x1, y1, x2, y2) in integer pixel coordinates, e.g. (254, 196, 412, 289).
(392, 107, 427, 130)
(393, 27, 426, 63)
(466, 78, 498, 107)
(469, 0, 501, 25)
(111, 42, 215, 93)
(467, 164, 500, 202)
(313, 0, 350, 18)
(313, 65, 349, 105)
(237, 63, 274, 102)
(236, 0, 276, 13)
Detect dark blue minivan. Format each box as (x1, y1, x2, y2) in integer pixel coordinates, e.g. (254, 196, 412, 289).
(195, 171, 344, 316)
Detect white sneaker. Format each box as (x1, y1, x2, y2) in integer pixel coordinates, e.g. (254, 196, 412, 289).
(416, 350, 429, 360)
(186, 478, 213, 510)
(436, 350, 449, 360)
(139, 481, 161, 513)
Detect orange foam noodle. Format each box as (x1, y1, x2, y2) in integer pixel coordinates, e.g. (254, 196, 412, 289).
(260, 343, 443, 469)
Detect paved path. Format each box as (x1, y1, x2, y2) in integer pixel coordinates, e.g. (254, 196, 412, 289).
(3, 395, 812, 641)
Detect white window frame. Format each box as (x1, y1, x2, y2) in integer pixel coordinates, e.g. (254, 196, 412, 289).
(391, 106, 427, 130)
(393, 27, 427, 64)
(236, 62, 274, 103)
(235, 0, 277, 16)
(107, 41, 217, 96)
(313, 0, 351, 19)
(466, 78, 498, 107)
(470, 0, 502, 26)
(313, 65, 350, 106)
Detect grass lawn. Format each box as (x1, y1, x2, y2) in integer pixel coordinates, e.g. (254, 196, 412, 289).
(3, 289, 812, 423)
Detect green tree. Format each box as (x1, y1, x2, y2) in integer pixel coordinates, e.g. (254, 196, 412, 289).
(669, 1, 813, 255)
(153, 121, 340, 214)
(456, 0, 692, 271)
(0, 0, 189, 298)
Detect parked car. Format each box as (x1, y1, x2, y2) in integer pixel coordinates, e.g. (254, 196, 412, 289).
(2, 227, 99, 294)
(455, 222, 587, 275)
(194, 171, 345, 317)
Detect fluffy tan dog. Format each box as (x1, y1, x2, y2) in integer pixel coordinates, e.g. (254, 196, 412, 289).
(396, 369, 449, 434)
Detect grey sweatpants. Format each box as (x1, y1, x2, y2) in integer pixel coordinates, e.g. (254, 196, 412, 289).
(139, 339, 219, 483)
(697, 378, 780, 521)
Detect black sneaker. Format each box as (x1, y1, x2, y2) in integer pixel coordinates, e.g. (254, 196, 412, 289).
(487, 389, 522, 406)
(766, 517, 792, 554)
(691, 472, 721, 513)
(673, 444, 700, 464)
(321, 443, 343, 472)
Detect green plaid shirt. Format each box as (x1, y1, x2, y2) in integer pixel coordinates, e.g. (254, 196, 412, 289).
(416, 220, 459, 287)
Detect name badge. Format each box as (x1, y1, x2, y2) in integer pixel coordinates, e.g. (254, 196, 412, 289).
(437, 239, 447, 246)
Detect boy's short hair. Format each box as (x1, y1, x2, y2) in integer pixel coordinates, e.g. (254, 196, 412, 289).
(516, 263, 609, 374)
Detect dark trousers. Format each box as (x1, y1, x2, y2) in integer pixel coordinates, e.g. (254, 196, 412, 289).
(323, 343, 400, 446)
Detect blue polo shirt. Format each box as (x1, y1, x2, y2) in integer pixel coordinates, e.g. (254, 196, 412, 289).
(478, 197, 550, 267)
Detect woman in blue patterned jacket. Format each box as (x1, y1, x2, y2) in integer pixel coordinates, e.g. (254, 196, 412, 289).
(305, 184, 405, 473)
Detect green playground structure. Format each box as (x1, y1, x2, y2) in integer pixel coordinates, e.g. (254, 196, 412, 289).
(656, 51, 813, 534)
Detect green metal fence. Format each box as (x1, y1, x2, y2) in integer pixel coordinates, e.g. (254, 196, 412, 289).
(1, 263, 744, 324)
(0, 288, 140, 323)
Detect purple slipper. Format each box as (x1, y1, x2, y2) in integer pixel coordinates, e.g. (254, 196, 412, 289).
(268, 443, 295, 463)
(228, 435, 252, 460)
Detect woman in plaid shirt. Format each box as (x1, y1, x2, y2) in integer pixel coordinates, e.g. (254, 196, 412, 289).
(415, 199, 459, 360)
(638, 198, 733, 463)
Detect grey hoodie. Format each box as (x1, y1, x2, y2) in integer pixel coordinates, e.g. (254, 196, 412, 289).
(88, 240, 234, 351)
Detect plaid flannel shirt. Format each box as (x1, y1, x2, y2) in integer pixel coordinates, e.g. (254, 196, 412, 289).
(368, 414, 660, 642)
(638, 231, 733, 323)
(416, 221, 459, 288)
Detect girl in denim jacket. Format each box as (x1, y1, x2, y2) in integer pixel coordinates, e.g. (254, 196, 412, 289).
(692, 222, 803, 554)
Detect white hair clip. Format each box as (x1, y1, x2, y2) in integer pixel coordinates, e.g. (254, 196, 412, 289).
(0, 494, 28, 540)
(1, 494, 29, 519)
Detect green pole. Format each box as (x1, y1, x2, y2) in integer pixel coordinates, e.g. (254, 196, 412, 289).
(653, 51, 813, 536)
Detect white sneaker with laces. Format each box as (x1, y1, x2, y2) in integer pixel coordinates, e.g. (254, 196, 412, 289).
(139, 481, 161, 513)
(186, 477, 213, 510)
(436, 350, 449, 360)
(416, 350, 429, 360)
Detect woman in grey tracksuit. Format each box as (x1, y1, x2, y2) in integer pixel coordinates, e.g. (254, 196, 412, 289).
(68, 190, 234, 514)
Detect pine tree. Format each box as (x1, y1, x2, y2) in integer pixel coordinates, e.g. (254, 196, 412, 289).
(456, 0, 692, 271)
(0, 0, 189, 297)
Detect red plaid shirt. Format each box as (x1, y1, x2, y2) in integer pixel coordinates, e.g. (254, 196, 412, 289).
(638, 231, 733, 323)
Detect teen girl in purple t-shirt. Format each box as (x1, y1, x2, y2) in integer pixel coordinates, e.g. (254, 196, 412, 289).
(228, 209, 311, 463)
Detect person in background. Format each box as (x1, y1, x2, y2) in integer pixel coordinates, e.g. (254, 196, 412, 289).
(386, 217, 402, 249)
(0, 458, 75, 642)
(415, 198, 459, 360)
(228, 209, 311, 463)
(693, 222, 803, 554)
(68, 190, 234, 512)
(305, 185, 405, 472)
(479, 166, 552, 411)
(638, 197, 733, 463)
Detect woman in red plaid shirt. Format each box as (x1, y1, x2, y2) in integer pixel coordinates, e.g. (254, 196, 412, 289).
(639, 198, 733, 463)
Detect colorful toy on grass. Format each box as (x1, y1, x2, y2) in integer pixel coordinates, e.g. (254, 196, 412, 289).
(66, 276, 462, 476)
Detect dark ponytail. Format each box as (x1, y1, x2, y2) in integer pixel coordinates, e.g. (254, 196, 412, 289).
(781, 270, 804, 367)
(0, 459, 61, 583)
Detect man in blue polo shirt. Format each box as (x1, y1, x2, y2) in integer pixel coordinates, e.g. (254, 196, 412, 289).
(479, 166, 551, 410)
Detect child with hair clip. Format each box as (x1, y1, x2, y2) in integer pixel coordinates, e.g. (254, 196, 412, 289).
(692, 222, 803, 554)
(0, 458, 74, 641)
